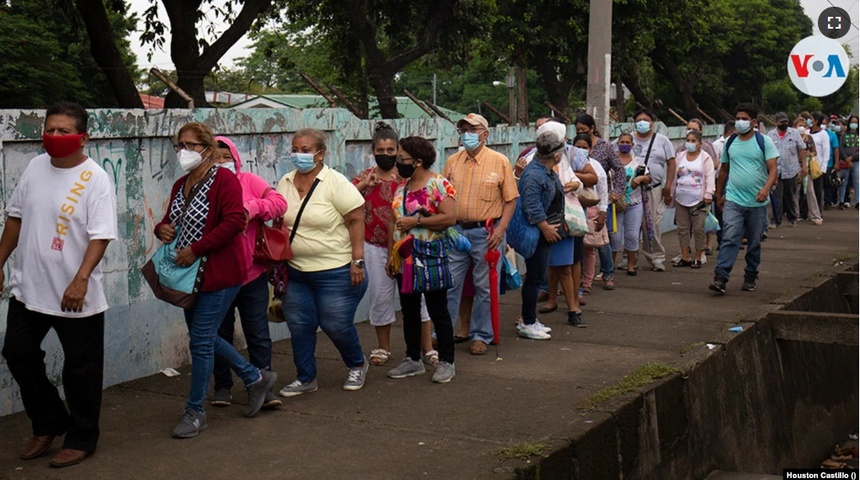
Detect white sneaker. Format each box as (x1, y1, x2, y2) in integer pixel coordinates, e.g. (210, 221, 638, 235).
(516, 318, 551, 333)
(518, 322, 551, 340)
(699, 254, 707, 264)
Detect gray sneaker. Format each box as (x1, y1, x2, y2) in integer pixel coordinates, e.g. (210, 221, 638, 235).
(432, 362, 455, 383)
(210, 388, 231, 407)
(262, 390, 282, 409)
(245, 370, 277, 418)
(343, 359, 369, 391)
(172, 409, 207, 439)
(387, 357, 426, 379)
(278, 379, 319, 398)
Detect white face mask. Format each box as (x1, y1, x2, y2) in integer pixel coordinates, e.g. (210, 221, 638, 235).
(178, 149, 205, 172)
(797, 126, 807, 135)
(219, 162, 236, 174)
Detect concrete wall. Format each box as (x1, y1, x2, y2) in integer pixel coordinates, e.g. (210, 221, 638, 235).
(0, 107, 707, 416)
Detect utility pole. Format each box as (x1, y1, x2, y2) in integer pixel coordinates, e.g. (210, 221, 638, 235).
(586, 0, 612, 136)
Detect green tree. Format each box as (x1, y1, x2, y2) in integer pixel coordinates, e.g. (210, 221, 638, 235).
(277, 0, 496, 118)
(141, 0, 276, 107)
(0, 0, 142, 108)
(762, 79, 798, 113)
(818, 65, 859, 115)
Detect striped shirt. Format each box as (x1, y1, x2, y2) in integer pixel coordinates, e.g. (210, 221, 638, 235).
(443, 147, 519, 222)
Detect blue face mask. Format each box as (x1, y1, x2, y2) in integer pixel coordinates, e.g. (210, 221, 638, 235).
(218, 162, 236, 174)
(685, 142, 698, 153)
(290, 152, 318, 173)
(851, 123, 858, 131)
(735, 120, 752, 134)
(807, 118, 813, 127)
(461, 132, 482, 151)
(832, 124, 842, 133)
(635, 120, 651, 134)
(573, 147, 589, 166)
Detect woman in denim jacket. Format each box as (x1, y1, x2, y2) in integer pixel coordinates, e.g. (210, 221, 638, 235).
(517, 131, 566, 340)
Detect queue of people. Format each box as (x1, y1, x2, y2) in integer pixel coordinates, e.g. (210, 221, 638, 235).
(3, 102, 856, 468)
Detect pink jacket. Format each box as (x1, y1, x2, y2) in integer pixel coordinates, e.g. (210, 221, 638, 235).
(215, 136, 288, 285)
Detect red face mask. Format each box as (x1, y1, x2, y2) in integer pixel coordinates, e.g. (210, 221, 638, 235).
(42, 132, 85, 159)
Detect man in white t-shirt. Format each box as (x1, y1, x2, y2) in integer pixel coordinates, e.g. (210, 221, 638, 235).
(0, 102, 117, 467)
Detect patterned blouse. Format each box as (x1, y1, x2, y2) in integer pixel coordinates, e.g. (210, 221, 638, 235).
(169, 166, 217, 249)
(591, 138, 627, 197)
(352, 167, 400, 247)
(391, 175, 456, 242)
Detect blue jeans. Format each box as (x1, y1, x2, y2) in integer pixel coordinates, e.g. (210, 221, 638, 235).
(213, 273, 272, 391)
(521, 238, 552, 325)
(845, 163, 859, 205)
(446, 225, 504, 345)
(837, 169, 850, 205)
(183, 284, 259, 413)
(597, 244, 614, 277)
(713, 201, 767, 283)
(282, 264, 367, 383)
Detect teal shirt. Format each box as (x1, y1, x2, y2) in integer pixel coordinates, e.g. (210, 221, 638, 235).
(721, 134, 779, 208)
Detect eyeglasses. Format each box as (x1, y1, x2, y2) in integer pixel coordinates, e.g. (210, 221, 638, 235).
(174, 142, 206, 152)
(456, 127, 484, 135)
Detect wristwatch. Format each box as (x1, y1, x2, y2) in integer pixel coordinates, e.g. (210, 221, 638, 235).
(352, 259, 365, 268)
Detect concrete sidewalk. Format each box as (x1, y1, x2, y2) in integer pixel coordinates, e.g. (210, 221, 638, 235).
(1, 210, 857, 480)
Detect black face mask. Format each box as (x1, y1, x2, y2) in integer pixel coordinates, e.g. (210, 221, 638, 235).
(396, 162, 416, 178)
(777, 123, 788, 131)
(374, 154, 397, 170)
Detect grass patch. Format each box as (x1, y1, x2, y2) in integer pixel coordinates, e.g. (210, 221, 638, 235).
(680, 341, 705, 354)
(580, 362, 682, 410)
(811, 270, 826, 277)
(493, 441, 547, 461)
(835, 253, 858, 263)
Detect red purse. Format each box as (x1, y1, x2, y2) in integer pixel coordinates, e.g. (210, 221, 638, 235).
(254, 217, 293, 263)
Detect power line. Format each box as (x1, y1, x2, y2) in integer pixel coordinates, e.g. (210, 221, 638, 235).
(825, 0, 859, 30)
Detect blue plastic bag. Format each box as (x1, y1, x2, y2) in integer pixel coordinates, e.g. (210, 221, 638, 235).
(705, 208, 721, 234)
(502, 255, 523, 290)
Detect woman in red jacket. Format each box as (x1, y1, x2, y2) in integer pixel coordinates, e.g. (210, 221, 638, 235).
(154, 122, 277, 439)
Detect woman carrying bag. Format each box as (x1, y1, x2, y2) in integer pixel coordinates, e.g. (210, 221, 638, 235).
(154, 122, 277, 439)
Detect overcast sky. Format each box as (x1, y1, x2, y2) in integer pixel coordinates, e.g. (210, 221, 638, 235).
(129, 0, 860, 71)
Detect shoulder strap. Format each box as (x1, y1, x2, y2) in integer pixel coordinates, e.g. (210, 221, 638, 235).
(755, 131, 766, 155)
(289, 178, 321, 243)
(178, 167, 216, 225)
(643, 133, 657, 166)
(261, 187, 273, 199)
(724, 134, 739, 163)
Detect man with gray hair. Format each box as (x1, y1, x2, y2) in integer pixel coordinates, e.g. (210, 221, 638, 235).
(767, 112, 807, 228)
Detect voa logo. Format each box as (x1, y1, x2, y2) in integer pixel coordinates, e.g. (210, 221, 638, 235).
(788, 35, 849, 97)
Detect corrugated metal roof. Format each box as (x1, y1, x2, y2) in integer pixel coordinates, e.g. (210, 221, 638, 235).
(230, 94, 462, 119)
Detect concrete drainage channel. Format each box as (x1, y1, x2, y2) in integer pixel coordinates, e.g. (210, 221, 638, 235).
(515, 265, 859, 480)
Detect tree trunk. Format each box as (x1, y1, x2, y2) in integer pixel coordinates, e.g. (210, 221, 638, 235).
(163, 0, 273, 108)
(620, 72, 650, 111)
(75, 0, 142, 108)
(532, 49, 574, 116)
(651, 51, 699, 119)
(516, 66, 528, 125)
(367, 63, 397, 119)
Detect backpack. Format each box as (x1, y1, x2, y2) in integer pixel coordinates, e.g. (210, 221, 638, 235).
(724, 131, 766, 163)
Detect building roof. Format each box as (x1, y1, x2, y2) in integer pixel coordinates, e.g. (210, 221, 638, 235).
(229, 94, 462, 119)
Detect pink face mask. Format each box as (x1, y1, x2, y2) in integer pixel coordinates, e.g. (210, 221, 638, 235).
(43, 133, 85, 158)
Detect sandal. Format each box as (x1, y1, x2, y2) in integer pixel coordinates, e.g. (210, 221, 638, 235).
(674, 259, 693, 267)
(582, 285, 592, 294)
(627, 269, 637, 276)
(369, 349, 391, 366)
(603, 278, 615, 290)
(538, 304, 558, 314)
(453, 335, 469, 344)
(691, 260, 702, 269)
(423, 349, 439, 366)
